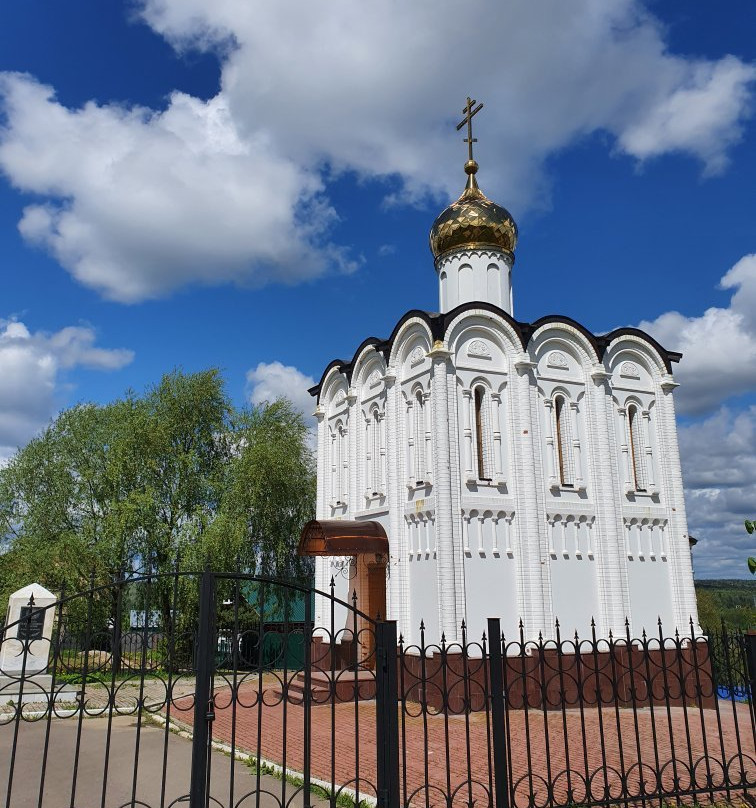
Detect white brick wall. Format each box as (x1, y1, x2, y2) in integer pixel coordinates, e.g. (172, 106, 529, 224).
(312, 272, 696, 644)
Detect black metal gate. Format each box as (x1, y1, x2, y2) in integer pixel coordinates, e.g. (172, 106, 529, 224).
(0, 570, 399, 808)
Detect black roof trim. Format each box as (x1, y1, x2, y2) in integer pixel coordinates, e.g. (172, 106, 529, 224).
(600, 327, 680, 372)
(309, 358, 348, 398)
(441, 301, 528, 350)
(529, 314, 602, 360)
(309, 304, 681, 399)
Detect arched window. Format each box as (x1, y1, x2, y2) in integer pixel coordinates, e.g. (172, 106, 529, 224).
(372, 408, 382, 494)
(554, 395, 573, 487)
(334, 421, 347, 504)
(330, 425, 338, 503)
(474, 386, 493, 481)
(414, 391, 426, 482)
(628, 404, 646, 491)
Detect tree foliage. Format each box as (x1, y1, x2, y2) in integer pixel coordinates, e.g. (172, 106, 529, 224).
(745, 519, 756, 574)
(695, 579, 756, 631)
(0, 369, 315, 619)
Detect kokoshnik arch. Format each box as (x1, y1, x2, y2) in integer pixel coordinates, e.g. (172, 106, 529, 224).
(300, 99, 699, 647)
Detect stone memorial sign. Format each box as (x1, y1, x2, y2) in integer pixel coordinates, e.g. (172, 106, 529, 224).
(0, 583, 57, 675)
(17, 606, 45, 642)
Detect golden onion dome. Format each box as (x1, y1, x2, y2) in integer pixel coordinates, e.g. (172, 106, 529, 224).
(429, 159, 518, 261)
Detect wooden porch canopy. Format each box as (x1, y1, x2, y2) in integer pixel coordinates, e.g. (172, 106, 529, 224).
(298, 519, 388, 556)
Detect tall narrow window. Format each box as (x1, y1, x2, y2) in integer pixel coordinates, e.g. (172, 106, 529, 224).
(336, 422, 347, 503)
(331, 427, 338, 503)
(474, 386, 492, 481)
(372, 409, 381, 494)
(628, 404, 646, 491)
(554, 395, 573, 486)
(364, 416, 373, 493)
(414, 392, 425, 482)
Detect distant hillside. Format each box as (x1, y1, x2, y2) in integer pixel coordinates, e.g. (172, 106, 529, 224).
(695, 579, 755, 630)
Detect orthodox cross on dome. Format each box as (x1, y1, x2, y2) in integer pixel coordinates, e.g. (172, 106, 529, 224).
(456, 97, 484, 163)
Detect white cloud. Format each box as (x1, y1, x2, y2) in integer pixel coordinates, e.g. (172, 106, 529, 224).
(636, 254, 756, 576)
(246, 361, 316, 420)
(638, 255, 756, 416)
(1, 1, 754, 301)
(140, 0, 755, 194)
(679, 407, 756, 578)
(0, 75, 352, 302)
(0, 319, 133, 459)
(617, 56, 756, 175)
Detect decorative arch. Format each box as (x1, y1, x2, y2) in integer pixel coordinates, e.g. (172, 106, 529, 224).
(445, 309, 522, 360)
(387, 316, 434, 370)
(352, 344, 387, 392)
(604, 336, 669, 380)
(529, 322, 599, 372)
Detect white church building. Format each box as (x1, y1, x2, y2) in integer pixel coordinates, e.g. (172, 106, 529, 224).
(302, 109, 699, 646)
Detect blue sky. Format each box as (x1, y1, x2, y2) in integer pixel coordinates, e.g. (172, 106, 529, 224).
(0, 0, 755, 578)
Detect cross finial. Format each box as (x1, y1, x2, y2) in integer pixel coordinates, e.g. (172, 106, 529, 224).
(456, 97, 484, 163)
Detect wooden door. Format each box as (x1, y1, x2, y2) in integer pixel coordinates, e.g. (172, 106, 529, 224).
(367, 563, 387, 621)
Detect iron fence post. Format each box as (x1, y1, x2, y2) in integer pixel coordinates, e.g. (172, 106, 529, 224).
(189, 570, 216, 808)
(487, 618, 510, 808)
(303, 589, 313, 808)
(376, 620, 400, 808)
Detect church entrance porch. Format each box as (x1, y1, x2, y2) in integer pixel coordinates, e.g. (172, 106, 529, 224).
(298, 519, 389, 674)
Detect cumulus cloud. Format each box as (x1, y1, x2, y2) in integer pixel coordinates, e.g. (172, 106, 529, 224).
(0, 319, 133, 459)
(679, 407, 756, 578)
(0, 75, 351, 302)
(638, 254, 756, 416)
(0, 1, 754, 301)
(246, 361, 316, 421)
(140, 0, 755, 192)
(637, 255, 756, 576)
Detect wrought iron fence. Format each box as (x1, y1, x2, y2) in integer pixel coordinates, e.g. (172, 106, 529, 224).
(398, 618, 755, 808)
(0, 571, 754, 808)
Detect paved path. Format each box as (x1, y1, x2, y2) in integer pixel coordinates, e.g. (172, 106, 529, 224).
(0, 714, 326, 808)
(200, 682, 756, 808)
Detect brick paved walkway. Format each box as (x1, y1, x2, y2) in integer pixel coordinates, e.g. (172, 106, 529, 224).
(176, 681, 756, 808)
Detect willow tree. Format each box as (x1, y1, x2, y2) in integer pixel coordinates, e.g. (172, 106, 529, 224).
(0, 369, 316, 628)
